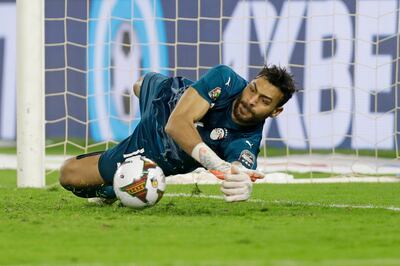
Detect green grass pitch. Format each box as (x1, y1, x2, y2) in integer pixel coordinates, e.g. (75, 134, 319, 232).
(0, 170, 400, 266)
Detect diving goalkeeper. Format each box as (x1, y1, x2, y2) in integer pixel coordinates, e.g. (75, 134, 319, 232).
(59, 64, 296, 202)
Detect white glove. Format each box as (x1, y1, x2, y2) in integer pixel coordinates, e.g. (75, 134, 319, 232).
(191, 142, 231, 179)
(220, 165, 252, 202)
(191, 142, 265, 182)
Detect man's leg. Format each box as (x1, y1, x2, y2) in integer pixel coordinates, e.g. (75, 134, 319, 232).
(59, 151, 115, 199)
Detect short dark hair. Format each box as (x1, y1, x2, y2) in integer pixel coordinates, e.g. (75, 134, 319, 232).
(257, 65, 297, 107)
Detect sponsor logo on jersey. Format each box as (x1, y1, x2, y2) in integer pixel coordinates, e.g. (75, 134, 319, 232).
(245, 140, 254, 148)
(208, 87, 222, 101)
(239, 149, 255, 168)
(210, 128, 228, 140)
(225, 77, 231, 87)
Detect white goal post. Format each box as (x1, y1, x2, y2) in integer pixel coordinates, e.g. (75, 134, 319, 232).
(16, 0, 45, 187)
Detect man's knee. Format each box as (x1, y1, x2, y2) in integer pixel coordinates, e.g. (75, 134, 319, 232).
(133, 76, 144, 97)
(59, 154, 105, 190)
(59, 158, 80, 189)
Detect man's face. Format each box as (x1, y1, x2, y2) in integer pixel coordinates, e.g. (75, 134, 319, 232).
(232, 77, 284, 126)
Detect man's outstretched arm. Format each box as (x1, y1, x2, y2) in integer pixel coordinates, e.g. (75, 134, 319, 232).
(165, 87, 260, 202)
(164, 87, 208, 154)
(165, 87, 230, 172)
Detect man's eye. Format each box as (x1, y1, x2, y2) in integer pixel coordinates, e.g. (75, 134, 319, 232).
(262, 98, 270, 105)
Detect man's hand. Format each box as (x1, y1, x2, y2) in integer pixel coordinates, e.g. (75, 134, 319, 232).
(220, 165, 252, 202)
(233, 162, 265, 182)
(210, 161, 265, 182)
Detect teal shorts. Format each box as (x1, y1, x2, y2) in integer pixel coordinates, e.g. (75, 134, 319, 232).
(97, 72, 169, 184)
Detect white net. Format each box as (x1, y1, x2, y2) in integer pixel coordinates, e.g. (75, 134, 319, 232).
(43, 0, 400, 182)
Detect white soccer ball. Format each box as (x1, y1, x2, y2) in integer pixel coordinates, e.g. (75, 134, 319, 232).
(113, 155, 166, 208)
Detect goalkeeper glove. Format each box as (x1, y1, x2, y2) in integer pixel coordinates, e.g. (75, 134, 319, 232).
(191, 142, 264, 182)
(220, 165, 253, 202)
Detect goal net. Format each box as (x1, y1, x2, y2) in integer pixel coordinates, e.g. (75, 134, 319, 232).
(32, 0, 400, 186)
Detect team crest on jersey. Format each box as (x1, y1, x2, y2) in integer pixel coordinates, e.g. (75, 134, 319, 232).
(239, 150, 255, 168)
(208, 87, 222, 101)
(210, 128, 228, 140)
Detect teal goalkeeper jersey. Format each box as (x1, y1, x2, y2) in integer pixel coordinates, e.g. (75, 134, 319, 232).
(144, 64, 263, 175)
(99, 65, 264, 181)
(190, 65, 263, 169)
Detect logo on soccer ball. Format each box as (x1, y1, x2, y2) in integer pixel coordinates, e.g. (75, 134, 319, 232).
(119, 177, 148, 203)
(88, 0, 168, 142)
(151, 178, 158, 188)
(119, 157, 158, 203)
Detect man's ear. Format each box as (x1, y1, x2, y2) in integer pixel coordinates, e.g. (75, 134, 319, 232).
(270, 106, 283, 118)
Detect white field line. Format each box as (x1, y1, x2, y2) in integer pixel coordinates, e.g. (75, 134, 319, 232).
(164, 193, 400, 212)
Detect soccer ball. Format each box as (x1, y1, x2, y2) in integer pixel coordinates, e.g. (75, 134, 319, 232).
(113, 155, 166, 208)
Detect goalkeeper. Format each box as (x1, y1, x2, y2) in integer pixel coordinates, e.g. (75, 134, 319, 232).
(59, 64, 296, 202)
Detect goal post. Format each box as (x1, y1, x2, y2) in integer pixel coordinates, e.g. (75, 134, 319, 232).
(16, 0, 45, 188)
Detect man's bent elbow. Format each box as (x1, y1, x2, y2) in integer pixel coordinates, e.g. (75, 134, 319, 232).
(165, 115, 183, 140)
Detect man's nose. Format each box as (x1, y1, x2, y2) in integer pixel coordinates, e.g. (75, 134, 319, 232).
(248, 95, 258, 106)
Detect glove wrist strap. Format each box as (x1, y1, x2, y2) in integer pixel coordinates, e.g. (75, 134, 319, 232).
(191, 142, 230, 172)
